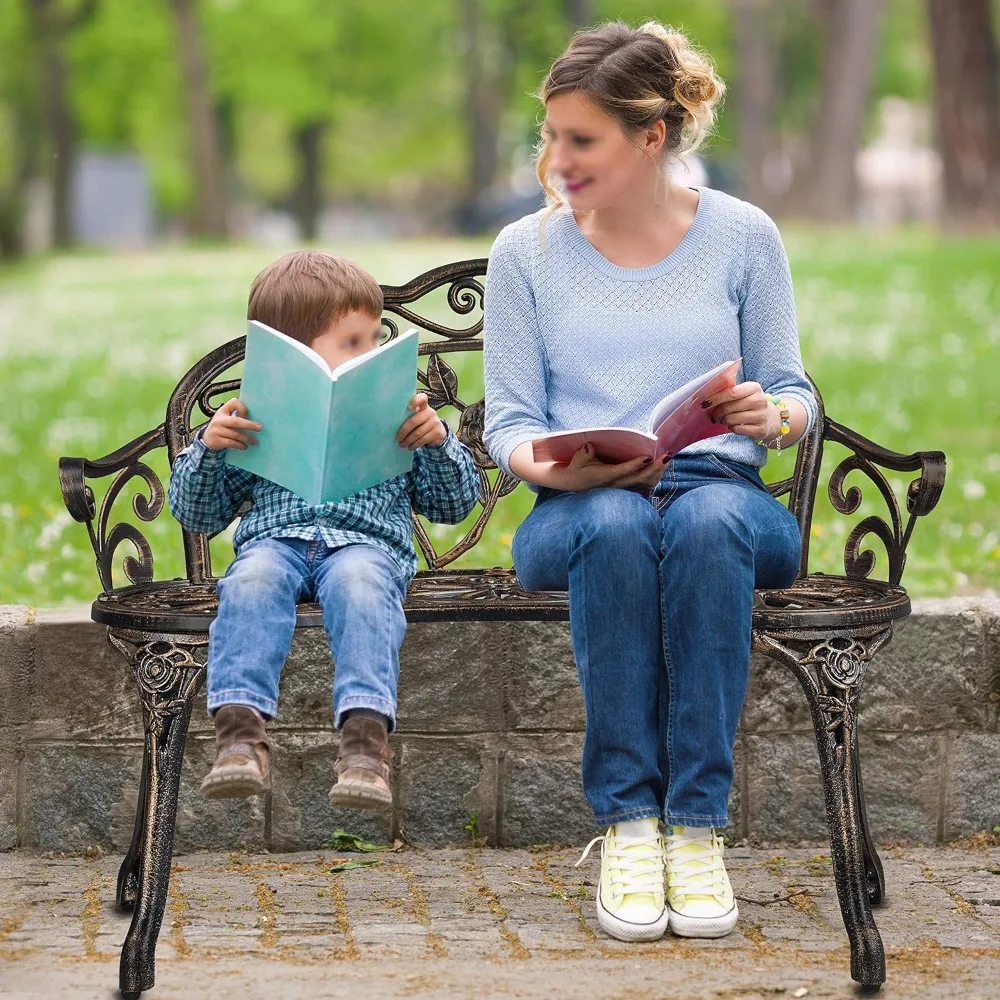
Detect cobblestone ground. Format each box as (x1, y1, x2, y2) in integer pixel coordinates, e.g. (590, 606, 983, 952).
(2, 844, 1000, 999)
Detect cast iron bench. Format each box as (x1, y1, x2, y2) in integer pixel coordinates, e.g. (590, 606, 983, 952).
(59, 258, 945, 997)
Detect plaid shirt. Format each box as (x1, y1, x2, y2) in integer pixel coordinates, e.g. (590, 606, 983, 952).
(167, 426, 479, 582)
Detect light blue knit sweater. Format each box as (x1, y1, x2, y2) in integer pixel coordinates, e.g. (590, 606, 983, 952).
(483, 186, 817, 478)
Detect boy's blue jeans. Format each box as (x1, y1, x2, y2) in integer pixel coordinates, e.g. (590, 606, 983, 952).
(207, 538, 407, 729)
(512, 454, 802, 828)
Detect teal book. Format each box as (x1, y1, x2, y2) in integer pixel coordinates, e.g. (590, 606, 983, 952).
(226, 321, 419, 505)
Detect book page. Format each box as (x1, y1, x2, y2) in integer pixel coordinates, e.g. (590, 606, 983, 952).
(646, 358, 742, 435)
(250, 320, 332, 375)
(532, 428, 658, 465)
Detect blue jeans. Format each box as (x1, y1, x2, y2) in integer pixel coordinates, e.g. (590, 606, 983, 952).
(512, 454, 801, 827)
(207, 538, 408, 729)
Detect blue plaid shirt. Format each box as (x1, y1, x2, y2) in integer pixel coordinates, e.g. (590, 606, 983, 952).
(167, 426, 479, 582)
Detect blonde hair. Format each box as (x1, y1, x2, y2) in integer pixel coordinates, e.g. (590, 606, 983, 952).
(248, 251, 383, 346)
(535, 20, 725, 215)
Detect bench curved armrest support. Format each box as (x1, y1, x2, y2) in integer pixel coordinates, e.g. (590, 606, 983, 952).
(823, 416, 946, 586)
(58, 425, 168, 593)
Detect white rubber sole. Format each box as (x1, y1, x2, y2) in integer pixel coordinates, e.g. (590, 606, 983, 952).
(596, 891, 669, 942)
(668, 901, 739, 938)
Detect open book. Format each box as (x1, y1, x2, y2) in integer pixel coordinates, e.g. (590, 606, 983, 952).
(531, 358, 742, 465)
(227, 320, 419, 505)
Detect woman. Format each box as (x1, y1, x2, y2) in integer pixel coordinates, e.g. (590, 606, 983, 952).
(483, 21, 816, 944)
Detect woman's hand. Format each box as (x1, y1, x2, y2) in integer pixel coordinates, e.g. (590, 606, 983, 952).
(703, 382, 776, 442)
(509, 441, 666, 493)
(202, 398, 262, 451)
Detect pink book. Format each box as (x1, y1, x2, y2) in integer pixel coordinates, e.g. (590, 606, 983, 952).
(531, 358, 742, 465)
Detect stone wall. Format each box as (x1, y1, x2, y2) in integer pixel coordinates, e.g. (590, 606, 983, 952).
(1, 598, 998, 853)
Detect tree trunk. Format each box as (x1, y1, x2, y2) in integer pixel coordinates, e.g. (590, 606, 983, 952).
(927, 0, 1000, 228)
(732, 0, 779, 213)
(458, 0, 512, 233)
(168, 0, 228, 237)
(26, 0, 97, 248)
(564, 0, 592, 28)
(788, 0, 885, 222)
(291, 121, 326, 242)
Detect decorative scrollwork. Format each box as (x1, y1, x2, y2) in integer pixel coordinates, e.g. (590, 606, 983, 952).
(93, 463, 163, 591)
(383, 270, 486, 341)
(801, 636, 867, 689)
(197, 378, 241, 420)
(109, 632, 207, 739)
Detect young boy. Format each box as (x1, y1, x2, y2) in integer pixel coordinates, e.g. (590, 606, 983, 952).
(167, 250, 480, 810)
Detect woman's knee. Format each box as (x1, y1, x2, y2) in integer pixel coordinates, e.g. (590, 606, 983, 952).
(573, 488, 661, 550)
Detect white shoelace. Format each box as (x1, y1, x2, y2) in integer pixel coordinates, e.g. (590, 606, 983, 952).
(665, 830, 727, 899)
(576, 831, 664, 897)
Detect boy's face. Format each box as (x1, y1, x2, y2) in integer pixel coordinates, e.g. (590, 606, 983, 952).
(310, 311, 383, 370)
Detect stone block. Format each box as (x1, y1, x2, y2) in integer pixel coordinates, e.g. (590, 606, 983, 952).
(269, 628, 336, 732)
(267, 729, 392, 852)
(396, 621, 507, 733)
(396, 735, 497, 847)
(29, 609, 144, 741)
(944, 731, 1000, 840)
(500, 733, 594, 846)
(0, 745, 17, 850)
(503, 622, 583, 732)
(745, 733, 828, 843)
(861, 599, 993, 731)
(854, 729, 942, 845)
(20, 743, 142, 851)
(0, 605, 33, 739)
(741, 651, 812, 733)
(173, 733, 266, 853)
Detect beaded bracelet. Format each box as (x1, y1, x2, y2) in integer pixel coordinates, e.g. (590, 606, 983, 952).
(764, 393, 791, 453)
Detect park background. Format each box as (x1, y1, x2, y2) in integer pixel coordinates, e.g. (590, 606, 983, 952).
(0, 0, 998, 607)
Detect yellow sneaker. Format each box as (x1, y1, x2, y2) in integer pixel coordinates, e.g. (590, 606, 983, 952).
(664, 825, 738, 937)
(576, 817, 668, 942)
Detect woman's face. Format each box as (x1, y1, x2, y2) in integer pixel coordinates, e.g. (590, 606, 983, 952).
(542, 90, 661, 212)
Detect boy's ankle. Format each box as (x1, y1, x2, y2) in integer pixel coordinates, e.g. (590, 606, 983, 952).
(342, 707, 390, 730)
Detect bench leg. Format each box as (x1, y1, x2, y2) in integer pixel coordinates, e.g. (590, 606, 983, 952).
(754, 626, 891, 991)
(109, 630, 206, 999)
(854, 740, 886, 905)
(117, 742, 149, 910)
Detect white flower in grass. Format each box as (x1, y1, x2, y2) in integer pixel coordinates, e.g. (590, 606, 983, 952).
(962, 480, 986, 501)
(37, 510, 72, 550)
(25, 562, 46, 584)
(986, 454, 1000, 473)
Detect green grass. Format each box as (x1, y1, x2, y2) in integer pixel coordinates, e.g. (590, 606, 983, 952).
(0, 229, 997, 607)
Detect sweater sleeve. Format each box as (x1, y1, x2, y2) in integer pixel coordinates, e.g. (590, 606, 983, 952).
(482, 228, 551, 477)
(738, 206, 818, 434)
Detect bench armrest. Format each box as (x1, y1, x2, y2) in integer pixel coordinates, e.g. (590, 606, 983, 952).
(58, 424, 168, 592)
(823, 416, 946, 585)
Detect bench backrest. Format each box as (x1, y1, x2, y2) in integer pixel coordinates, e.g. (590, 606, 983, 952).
(66, 258, 944, 593)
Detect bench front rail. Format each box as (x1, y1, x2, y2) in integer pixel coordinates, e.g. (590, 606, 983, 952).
(58, 259, 945, 996)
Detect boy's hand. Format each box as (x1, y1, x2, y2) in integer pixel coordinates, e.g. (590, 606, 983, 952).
(202, 398, 262, 451)
(397, 392, 447, 450)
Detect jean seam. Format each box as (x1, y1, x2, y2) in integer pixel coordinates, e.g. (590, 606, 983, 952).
(659, 560, 678, 825)
(706, 454, 749, 482)
(664, 813, 729, 827)
(208, 689, 278, 714)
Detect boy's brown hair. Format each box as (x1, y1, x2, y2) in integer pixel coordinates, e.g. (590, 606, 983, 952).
(248, 250, 383, 346)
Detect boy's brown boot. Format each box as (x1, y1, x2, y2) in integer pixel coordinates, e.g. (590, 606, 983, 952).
(329, 716, 392, 810)
(200, 705, 270, 799)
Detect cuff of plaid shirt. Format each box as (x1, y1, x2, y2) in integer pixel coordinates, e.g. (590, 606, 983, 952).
(418, 423, 465, 462)
(181, 430, 228, 471)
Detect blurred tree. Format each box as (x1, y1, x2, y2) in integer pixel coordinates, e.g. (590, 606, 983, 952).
(786, 0, 885, 221)
(168, 0, 227, 237)
(0, 3, 38, 259)
(25, 0, 99, 248)
(927, 0, 1000, 228)
(732, 0, 779, 211)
